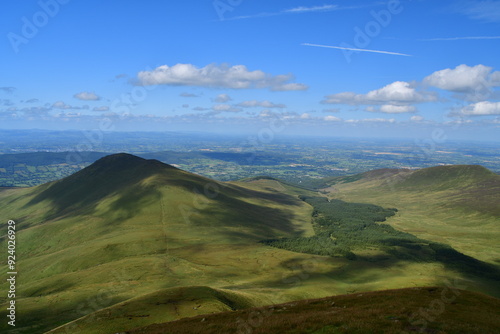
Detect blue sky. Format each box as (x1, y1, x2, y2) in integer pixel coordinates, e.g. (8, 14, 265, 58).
(1, 0, 500, 141)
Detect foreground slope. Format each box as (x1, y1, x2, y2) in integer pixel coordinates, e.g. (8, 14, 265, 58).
(125, 287, 500, 334)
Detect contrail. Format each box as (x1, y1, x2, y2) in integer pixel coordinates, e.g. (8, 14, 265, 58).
(302, 43, 412, 57)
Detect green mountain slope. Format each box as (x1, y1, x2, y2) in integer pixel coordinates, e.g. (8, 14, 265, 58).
(322, 165, 500, 265)
(0, 153, 316, 333)
(0, 157, 498, 333)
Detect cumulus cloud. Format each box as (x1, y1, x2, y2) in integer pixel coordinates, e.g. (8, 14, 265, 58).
(491, 71, 500, 85)
(324, 115, 342, 121)
(379, 105, 416, 113)
(423, 64, 499, 95)
(346, 118, 396, 123)
(410, 115, 424, 122)
(136, 63, 308, 91)
(323, 108, 340, 113)
(461, 101, 500, 115)
(237, 100, 286, 108)
(214, 94, 232, 103)
(323, 81, 436, 106)
(52, 101, 73, 109)
(180, 92, 199, 98)
(21, 106, 51, 116)
(93, 106, 110, 112)
(193, 106, 210, 111)
(212, 104, 242, 112)
(272, 83, 308, 91)
(52, 101, 89, 110)
(74, 91, 101, 101)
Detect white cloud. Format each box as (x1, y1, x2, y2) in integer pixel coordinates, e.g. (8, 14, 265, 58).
(180, 92, 199, 98)
(410, 115, 424, 122)
(22, 106, 51, 114)
(136, 63, 308, 91)
(193, 106, 210, 111)
(212, 104, 242, 112)
(52, 101, 73, 109)
(52, 101, 89, 110)
(461, 101, 500, 116)
(272, 83, 308, 91)
(324, 115, 342, 121)
(214, 94, 232, 103)
(424, 64, 489, 92)
(379, 105, 416, 113)
(323, 81, 436, 105)
(491, 71, 500, 85)
(237, 100, 286, 108)
(346, 118, 396, 123)
(74, 91, 100, 101)
(300, 113, 311, 119)
(93, 106, 109, 112)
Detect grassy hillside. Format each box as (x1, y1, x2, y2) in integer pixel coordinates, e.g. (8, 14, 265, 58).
(322, 165, 500, 266)
(0, 154, 315, 333)
(0, 157, 498, 333)
(125, 287, 500, 334)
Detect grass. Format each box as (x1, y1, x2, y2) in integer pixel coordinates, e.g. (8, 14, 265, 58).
(0, 157, 498, 333)
(326, 165, 500, 265)
(46, 286, 263, 334)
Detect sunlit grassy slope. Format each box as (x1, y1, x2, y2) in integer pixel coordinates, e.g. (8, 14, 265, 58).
(323, 165, 500, 265)
(0, 155, 498, 333)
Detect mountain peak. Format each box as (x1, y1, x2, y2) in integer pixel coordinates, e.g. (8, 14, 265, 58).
(94, 152, 146, 164)
(28, 153, 177, 216)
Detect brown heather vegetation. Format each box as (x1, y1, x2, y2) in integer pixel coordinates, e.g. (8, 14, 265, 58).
(126, 287, 500, 334)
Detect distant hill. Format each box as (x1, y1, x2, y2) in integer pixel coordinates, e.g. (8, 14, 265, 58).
(325, 165, 500, 217)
